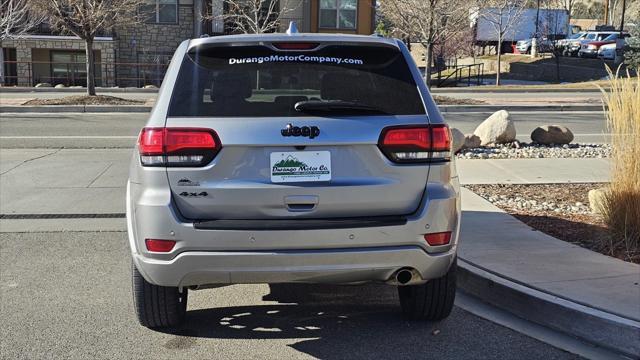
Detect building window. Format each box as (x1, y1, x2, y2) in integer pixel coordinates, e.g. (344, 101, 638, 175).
(319, 0, 356, 29)
(142, 0, 178, 24)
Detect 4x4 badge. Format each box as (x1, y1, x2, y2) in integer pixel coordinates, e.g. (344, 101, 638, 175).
(281, 124, 320, 139)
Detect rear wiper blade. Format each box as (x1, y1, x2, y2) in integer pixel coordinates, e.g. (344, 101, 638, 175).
(294, 100, 387, 114)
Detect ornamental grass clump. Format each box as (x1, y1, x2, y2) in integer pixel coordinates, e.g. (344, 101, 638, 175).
(599, 70, 640, 261)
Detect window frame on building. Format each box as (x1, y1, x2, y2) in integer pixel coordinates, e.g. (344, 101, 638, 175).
(142, 0, 179, 24)
(318, 0, 357, 30)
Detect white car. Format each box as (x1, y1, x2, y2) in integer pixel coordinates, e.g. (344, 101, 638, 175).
(597, 43, 617, 60)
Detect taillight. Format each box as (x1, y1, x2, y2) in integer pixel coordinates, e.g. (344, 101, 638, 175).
(424, 232, 452, 246)
(145, 239, 176, 252)
(378, 125, 451, 163)
(138, 127, 220, 167)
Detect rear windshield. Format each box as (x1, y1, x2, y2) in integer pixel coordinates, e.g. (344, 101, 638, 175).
(167, 44, 425, 117)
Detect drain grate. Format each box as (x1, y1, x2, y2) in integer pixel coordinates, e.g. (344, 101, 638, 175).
(0, 213, 126, 219)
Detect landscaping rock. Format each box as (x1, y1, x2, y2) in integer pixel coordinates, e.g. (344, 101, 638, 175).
(451, 128, 465, 153)
(35, 83, 52, 88)
(588, 187, 609, 214)
(531, 125, 574, 145)
(54, 84, 66, 88)
(473, 110, 516, 145)
(463, 134, 481, 149)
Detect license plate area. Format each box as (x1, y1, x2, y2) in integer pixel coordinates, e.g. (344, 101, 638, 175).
(270, 151, 331, 183)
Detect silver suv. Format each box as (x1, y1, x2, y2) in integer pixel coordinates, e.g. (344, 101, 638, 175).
(128, 31, 461, 329)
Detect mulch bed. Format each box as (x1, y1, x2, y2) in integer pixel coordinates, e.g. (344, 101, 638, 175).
(23, 95, 145, 106)
(466, 183, 637, 263)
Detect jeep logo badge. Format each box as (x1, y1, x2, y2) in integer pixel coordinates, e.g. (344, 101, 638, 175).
(281, 124, 320, 139)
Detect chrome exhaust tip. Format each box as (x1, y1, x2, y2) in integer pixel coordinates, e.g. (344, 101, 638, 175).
(396, 269, 413, 285)
(387, 268, 423, 286)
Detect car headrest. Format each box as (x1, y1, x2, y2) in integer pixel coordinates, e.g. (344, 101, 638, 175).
(321, 73, 361, 101)
(210, 72, 252, 101)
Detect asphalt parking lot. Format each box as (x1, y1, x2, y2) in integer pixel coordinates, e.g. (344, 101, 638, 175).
(1, 230, 580, 359)
(0, 111, 598, 359)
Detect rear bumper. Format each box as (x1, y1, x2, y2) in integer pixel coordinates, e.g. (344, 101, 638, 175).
(132, 246, 455, 287)
(579, 49, 598, 57)
(127, 174, 461, 287)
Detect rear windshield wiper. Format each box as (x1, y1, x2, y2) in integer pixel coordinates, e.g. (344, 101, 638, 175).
(294, 100, 388, 114)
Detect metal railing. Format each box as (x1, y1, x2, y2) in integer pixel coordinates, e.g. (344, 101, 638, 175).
(435, 63, 485, 88)
(1, 60, 169, 88)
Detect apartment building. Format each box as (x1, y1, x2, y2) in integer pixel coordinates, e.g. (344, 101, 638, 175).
(0, 0, 375, 87)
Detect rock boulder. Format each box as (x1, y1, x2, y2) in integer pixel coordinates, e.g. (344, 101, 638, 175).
(531, 125, 574, 145)
(463, 134, 481, 149)
(588, 187, 609, 214)
(450, 128, 465, 153)
(473, 110, 516, 145)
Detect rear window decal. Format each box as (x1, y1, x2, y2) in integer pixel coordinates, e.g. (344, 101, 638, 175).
(229, 54, 363, 65)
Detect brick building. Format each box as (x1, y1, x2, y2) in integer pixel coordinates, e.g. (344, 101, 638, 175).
(0, 0, 376, 88)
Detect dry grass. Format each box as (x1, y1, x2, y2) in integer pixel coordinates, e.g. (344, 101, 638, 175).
(599, 69, 640, 262)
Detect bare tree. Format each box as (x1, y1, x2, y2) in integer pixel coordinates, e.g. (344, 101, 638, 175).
(29, 0, 144, 95)
(477, 0, 527, 85)
(1, 0, 45, 85)
(537, 0, 568, 82)
(379, 0, 471, 87)
(560, 0, 575, 29)
(220, 0, 301, 34)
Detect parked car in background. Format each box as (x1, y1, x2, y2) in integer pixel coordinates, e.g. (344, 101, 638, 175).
(597, 37, 633, 60)
(579, 32, 630, 58)
(558, 32, 586, 55)
(516, 37, 554, 54)
(597, 42, 618, 60)
(564, 31, 616, 56)
(576, 31, 622, 57)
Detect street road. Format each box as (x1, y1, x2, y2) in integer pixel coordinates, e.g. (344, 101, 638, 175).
(0, 109, 603, 359)
(0, 89, 602, 105)
(0, 111, 608, 148)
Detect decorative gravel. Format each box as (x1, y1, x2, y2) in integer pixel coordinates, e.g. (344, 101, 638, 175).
(456, 142, 611, 159)
(466, 184, 636, 263)
(468, 183, 598, 215)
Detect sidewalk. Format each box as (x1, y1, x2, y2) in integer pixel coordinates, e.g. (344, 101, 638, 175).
(457, 158, 610, 184)
(458, 188, 640, 356)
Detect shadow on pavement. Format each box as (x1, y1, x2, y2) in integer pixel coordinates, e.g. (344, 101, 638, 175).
(160, 284, 570, 359)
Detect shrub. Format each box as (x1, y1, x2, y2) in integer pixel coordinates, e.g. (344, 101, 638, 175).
(599, 70, 640, 261)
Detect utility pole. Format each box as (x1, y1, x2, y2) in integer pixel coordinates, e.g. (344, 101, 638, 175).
(535, 0, 541, 36)
(603, 0, 609, 25)
(620, 0, 627, 34)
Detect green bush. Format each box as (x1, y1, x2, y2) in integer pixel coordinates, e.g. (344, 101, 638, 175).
(625, 30, 640, 70)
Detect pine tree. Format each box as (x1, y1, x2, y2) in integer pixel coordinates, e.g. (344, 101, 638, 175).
(625, 25, 640, 70)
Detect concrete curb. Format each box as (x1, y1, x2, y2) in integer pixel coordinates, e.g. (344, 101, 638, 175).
(0, 105, 152, 113)
(438, 104, 604, 113)
(0, 87, 158, 93)
(431, 87, 604, 94)
(457, 258, 640, 358)
(1, 86, 605, 94)
(1, 104, 604, 114)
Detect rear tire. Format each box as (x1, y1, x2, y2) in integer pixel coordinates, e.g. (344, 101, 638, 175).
(398, 259, 456, 321)
(132, 262, 187, 329)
